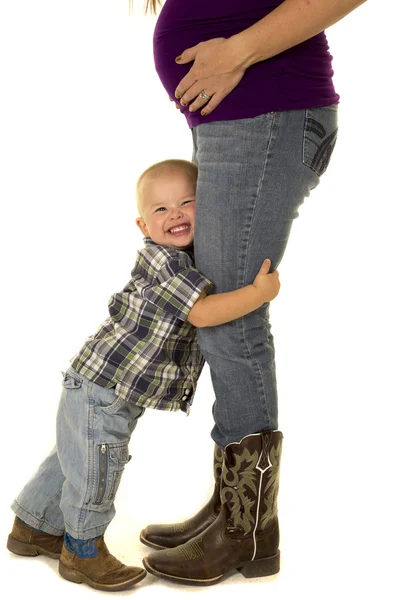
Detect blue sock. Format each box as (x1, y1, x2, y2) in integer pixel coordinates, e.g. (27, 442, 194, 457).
(18, 517, 47, 534)
(64, 533, 100, 558)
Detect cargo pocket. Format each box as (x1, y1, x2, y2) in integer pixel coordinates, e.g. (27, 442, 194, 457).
(302, 104, 339, 177)
(89, 442, 131, 511)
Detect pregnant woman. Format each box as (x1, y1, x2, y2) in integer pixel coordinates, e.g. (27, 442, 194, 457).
(141, 0, 366, 586)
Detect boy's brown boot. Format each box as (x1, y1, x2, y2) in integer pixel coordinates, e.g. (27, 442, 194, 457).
(7, 517, 64, 559)
(58, 535, 146, 591)
(143, 430, 283, 585)
(140, 444, 223, 549)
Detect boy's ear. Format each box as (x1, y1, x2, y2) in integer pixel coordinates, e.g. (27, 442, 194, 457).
(136, 217, 149, 237)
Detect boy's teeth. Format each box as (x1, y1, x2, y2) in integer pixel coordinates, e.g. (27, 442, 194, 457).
(170, 225, 189, 233)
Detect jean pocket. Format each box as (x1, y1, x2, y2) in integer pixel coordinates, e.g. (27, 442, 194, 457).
(302, 104, 339, 177)
(61, 370, 82, 389)
(90, 442, 131, 510)
(101, 392, 125, 414)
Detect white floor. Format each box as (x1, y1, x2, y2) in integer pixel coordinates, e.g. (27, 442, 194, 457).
(2, 418, 399, 600)
(2, 509, 397, 600)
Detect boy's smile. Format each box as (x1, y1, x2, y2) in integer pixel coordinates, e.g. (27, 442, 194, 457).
(167, 221, 191, 238)
(136, 170, 196, 249)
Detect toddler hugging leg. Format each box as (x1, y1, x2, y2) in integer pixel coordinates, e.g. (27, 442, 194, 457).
(8, 368, 146, 591)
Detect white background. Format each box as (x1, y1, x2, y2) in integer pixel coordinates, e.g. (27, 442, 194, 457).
(0, 1, 399, 598)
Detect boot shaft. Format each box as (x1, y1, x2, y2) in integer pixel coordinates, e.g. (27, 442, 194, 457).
(221, 430, 283, 537)
(8, 517, 64, 558)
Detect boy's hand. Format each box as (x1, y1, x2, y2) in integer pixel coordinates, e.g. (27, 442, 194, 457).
(252, 259, 280, 303)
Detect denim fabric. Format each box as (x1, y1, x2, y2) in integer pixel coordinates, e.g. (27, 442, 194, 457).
(192, 106, 339, 448)
(12, 368, 144, 539)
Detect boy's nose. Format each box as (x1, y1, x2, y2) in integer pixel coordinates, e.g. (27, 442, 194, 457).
(170, 208, 184, 219)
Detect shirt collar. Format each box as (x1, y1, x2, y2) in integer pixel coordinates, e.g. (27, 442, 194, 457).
(143, 237, 194, 257)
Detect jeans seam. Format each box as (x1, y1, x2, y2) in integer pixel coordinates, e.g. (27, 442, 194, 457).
(241, 112, 276, 288)
(77, 379, 95, 536)
(41, 487, 64, 530)
(238, 112, 277, 430)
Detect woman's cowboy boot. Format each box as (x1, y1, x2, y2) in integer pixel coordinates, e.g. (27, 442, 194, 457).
(143, 430, 283, 585)
(59, 535, 146, 591)
(140, 444, 223, 549)
(7, 517, 64, 559)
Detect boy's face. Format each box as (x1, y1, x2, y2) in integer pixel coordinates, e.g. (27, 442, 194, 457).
(136, 170, 196, 249)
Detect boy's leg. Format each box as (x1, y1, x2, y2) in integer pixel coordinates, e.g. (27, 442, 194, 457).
(10, 367, 143, 536)
(9, 443, 66, 558)
(56, 368, 146, 590)
(11, 446, 65, 536)
(56, 368, 143, 539)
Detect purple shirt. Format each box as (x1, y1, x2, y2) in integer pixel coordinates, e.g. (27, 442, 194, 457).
(153, 0, 339, 128)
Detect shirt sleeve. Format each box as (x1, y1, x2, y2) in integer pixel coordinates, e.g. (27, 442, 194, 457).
(141, 257, 213, 321)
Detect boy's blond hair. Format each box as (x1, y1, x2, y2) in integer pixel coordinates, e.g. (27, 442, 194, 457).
(136, 159, 198, 215)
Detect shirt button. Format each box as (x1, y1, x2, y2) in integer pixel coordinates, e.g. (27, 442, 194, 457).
(182, 395, 188, 401)
(185, 388, 191, 394)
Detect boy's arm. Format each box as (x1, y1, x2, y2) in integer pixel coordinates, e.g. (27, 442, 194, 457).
(187, 259, 280, 328)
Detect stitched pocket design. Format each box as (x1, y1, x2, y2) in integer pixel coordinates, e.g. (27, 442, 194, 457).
(303, 105, 339, 177)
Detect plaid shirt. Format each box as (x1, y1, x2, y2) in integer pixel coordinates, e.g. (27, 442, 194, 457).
(71, 238, 212, 413)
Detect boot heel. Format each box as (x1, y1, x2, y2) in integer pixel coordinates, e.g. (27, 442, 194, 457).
(7, 534, 39, 557)
(59, 562, 84, 584)
(237, 551, 280, 578)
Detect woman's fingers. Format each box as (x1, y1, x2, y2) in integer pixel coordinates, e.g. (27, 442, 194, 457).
(174, 46, 201, 99)
(168, 96, 182, 110)
(174, 38, 228, 99)
(172, 37, 246, 116)
(198, 91, 225, 116)
(175, 45, 198, 66)
(178, 82, 213, 109)
(181, 71, 244, 115)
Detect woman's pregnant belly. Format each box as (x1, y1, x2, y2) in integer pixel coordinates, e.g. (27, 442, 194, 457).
(153, 0, 284, 98)
(153, 0, 338, 126)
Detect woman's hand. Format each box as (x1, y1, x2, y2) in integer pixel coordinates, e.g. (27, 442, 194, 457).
(169, 97, 181, 110)
(173, 37, 247, 116)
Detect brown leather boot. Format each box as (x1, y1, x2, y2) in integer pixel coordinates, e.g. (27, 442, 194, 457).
(140, 443, 223, 549)
(58, 535, 146, 591)
(143, 430, 283, 585)
(7, 517, 64, 559)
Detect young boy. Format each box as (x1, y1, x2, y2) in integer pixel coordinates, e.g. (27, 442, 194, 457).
(7, 159, 280, 592)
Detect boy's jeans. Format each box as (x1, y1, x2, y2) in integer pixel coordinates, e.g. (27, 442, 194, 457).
(12, 368, 143, 539)
(193, 106, 339, 447)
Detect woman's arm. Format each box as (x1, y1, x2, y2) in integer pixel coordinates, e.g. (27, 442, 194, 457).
(234, 0, 367, 69)
(187, 260, 280, 328)
(175, 0, 368, 115)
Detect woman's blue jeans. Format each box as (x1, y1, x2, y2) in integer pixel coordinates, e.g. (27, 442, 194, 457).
(11, 107, 338, 538)
(192, 106, 339, 448)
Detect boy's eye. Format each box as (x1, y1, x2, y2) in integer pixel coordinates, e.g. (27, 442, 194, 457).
(182, 199, 195, 206)
(155, 207, 166, 213)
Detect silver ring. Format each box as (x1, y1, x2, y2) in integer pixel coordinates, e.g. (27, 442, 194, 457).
(199, 90, 211, 100)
